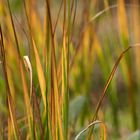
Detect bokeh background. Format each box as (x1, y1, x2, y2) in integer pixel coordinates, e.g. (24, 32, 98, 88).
(0, 0, 140, 139)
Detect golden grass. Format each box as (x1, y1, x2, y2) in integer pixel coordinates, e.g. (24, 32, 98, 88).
(0, 0, 140, 139)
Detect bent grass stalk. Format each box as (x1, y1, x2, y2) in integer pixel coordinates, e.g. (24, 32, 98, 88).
(86, 47, 131, 139)
(75, 120, 107, 140)
(1, 0, 140, 139)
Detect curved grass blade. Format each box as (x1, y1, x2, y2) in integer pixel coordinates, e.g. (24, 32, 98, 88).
(86, 47, 131, 140)
(23, 56, 33, 98)
(23, 55, 44, 139)
(75, 120, 107, 140)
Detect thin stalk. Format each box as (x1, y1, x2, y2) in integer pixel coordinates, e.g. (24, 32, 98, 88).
(86, 47, 131, 139)
(62, 0, 69, 139)
(46, 0, 64, 140)
(6, 0, 34, 139)
(0, 25, 21, 140)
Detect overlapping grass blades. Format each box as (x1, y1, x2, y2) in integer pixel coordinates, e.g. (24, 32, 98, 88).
(0, 0, 140, 139)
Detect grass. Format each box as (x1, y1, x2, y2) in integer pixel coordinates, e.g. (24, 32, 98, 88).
(0, 0, 140, 139)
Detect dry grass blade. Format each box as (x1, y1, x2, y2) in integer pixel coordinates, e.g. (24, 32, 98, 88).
(50, 46, 64, 139)
(23, 56, 33, 98)
(75, 120, 106, 140)
(20, 60, 34, 139)
(53, 0, 63, 34)
(45, 1, 57, 139)
(70, 4, 118, 71)
(7, 97, 19, 140)
(32, 86, 44, 139)
(45, 1, 64, 139)
(0, 25, 21, 140)
(86, 47, 131, 139)
(100, 123, 107, 140)
(6, 0, 21, 57)
(23, 56, 44, 139)
(70, 0, 77, 41)
(61, 0, 69, 139)
(32, 39, 46, 111)
(70, 4, 139, 72)
(70, 3, 136, 71)
(6, 0, 34, 138)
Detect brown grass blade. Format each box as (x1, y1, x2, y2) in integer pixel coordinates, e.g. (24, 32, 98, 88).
(6, 0, 34, 138)
(53, 0, 63, 34)
(86, 47, 131, 139)
(0, 25, 21, 140)
(6, 0, 21, 57)
(45, 0, 64, 139)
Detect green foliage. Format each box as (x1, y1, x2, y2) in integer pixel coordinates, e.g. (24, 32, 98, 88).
(127, 131, 140, 140)
(0, 0, 140, 139)
(69, 95, 86, 123)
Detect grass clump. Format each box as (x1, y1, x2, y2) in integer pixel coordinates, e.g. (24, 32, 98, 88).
(0, 0, 140, 140)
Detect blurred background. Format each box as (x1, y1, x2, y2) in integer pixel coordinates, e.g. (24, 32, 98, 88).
(0, 0, 140, 139)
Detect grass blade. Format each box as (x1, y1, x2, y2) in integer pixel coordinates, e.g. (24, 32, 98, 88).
(75, 120, 107, 140)
(32, 39, 46, 111)
(86, 47, 131, 139)
(0, 25, 21, 140)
